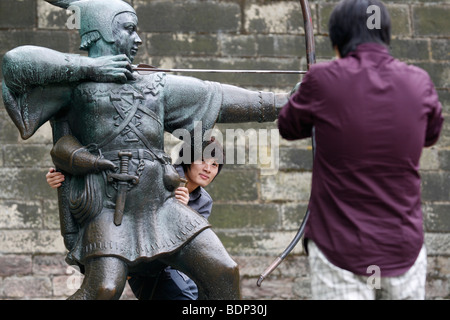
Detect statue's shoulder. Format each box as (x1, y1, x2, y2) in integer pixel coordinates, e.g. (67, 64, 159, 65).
(136, 72, 167, 96)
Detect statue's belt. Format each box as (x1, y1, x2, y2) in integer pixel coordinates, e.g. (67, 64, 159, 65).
(101, 148, 171, 165)
(101, 148, 172, 226)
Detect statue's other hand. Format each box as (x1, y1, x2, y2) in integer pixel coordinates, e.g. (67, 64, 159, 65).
(83, 54, 135, 83)
(96, 158, 116, 172)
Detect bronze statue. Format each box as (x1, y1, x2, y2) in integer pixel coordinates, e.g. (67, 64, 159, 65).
(2, 0, 290, 299)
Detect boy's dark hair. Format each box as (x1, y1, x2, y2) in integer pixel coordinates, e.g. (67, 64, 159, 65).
(329, 0, 391, 58)
(177, 137, 225, 176)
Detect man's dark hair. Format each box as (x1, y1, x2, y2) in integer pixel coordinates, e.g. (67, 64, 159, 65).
(329, 0, 391, 58)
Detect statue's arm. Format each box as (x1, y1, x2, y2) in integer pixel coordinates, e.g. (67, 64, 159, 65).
(2, 46, 88, 93)
(1, 46, 78, 139)
(217, 84, 289, 123)
(163, 75, 290, 127)
(2, 46, 133, 139)
(2, 45, 133, 93)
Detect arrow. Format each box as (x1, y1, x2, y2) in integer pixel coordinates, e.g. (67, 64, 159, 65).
(133, 64, 307, 75)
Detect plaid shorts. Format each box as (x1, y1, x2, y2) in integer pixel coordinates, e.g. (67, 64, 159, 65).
(308, 240, 427, 300)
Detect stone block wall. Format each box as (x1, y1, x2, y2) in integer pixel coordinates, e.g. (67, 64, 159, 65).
(0, 0, 449, 299)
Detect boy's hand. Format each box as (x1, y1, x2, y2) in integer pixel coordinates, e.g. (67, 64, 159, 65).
(46, 167, 65, 189)
(174, 187, 189, 205)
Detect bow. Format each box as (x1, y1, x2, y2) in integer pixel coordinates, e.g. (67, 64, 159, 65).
(257, 0, 316, 287)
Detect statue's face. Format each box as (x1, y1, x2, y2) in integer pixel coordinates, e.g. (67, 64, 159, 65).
(111, 12, 141, 62)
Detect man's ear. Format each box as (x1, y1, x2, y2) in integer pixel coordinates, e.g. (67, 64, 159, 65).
(334, 46, 341, 59)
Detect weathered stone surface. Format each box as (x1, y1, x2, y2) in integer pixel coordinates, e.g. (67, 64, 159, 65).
(0, 0, 36, 29)
(0, 255, 32, 277)
(413, 5, 450, 37)
(2, 276, 52, 299)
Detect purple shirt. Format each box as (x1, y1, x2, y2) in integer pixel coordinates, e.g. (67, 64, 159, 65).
(278, 43, 443, 276)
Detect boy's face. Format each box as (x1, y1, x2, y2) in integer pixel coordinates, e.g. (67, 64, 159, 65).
(185, 158, 220, 188)
(111, 12, 142, 62)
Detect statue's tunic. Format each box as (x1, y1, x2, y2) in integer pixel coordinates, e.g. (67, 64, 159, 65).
(64, 72, 221, 267)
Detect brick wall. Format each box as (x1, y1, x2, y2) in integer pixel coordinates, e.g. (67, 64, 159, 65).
(0, 0, 448, 300)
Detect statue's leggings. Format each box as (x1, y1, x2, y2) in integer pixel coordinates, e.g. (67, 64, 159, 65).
(68, 228, 241, 300)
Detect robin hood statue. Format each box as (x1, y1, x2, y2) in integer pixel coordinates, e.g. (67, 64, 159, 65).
(2, 0, 290, 299)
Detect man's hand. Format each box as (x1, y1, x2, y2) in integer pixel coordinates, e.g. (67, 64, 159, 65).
(82, 54, 135, 83)
(174, 187, 190, 205)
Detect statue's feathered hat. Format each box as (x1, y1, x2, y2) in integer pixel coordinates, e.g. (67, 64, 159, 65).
(45, 0, 136, 43)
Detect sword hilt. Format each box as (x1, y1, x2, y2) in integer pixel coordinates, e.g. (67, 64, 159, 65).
(107, 151, 139, 185)
(118, 151, 133, 174)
